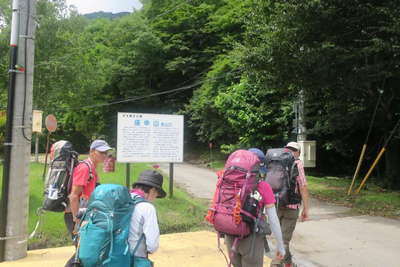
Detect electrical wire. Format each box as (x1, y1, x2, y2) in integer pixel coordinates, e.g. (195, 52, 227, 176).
(21, 0, 31, 142)
(65, 69, 242, 111)
(148, 0, 189, 22)
(363, 89, 383, 145)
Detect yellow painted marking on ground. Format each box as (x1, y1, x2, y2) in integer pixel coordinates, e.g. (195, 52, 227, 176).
(0, 231, 272, 266)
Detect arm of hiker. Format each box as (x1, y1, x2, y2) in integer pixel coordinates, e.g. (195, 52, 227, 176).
(299, 185, 310, 221)
(257, 182, 285, 257)
(68, 162, 90, 221)
(266, 204, 285, 258)
(69, 185, 83, 221)
(296, 160, 310, 222)
(142, 203, 160, 254)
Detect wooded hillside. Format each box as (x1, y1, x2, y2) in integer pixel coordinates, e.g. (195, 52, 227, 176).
(0, 0, 399, 188)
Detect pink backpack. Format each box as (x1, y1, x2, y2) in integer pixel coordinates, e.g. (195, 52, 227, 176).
(206, 150, 261, 239)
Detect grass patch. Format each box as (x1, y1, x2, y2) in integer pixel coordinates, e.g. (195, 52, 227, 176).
(307, 176, 400, 218)
(1, 160, 208, 250)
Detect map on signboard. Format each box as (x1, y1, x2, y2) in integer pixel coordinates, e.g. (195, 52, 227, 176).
(117, 113, 184, 163)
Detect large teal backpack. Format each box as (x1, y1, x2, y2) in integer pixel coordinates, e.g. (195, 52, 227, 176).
(78, 184, 145, 266)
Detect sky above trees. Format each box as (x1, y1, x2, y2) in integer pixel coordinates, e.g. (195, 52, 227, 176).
(65, 0, 142, 14)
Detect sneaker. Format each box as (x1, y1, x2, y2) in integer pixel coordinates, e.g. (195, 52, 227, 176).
(284, 263, 297, 267)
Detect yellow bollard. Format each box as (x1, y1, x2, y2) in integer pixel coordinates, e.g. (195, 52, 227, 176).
(355, 147, 386, 194)
(348, 144, 367, 195)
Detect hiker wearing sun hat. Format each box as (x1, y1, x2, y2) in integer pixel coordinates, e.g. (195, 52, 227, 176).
(128, 170, 166, 266)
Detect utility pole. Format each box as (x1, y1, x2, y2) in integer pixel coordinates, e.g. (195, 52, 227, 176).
(0, 0, 36, 262)
(297, 89, 307, 141)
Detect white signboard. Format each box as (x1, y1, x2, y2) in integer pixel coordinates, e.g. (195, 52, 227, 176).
(117, 113, 184, 163)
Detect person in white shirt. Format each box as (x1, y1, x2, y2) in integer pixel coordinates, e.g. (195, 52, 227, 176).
(128, 170, 166, 262)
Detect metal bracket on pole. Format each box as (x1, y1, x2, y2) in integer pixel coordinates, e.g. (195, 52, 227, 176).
(8, 69, 24, 74)
(20, 35, 35, 40)
(3, 143, 14, 146)
(0, 235, 25, 241)
(14, 125, 30, 129)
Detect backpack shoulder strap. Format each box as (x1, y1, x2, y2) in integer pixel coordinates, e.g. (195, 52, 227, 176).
(80, 160, 94, 182)
(130, 196, 149, 256)
(132, 196, 148, 206)
(289, 160, 299, 181)
(132, 234, 145, 256)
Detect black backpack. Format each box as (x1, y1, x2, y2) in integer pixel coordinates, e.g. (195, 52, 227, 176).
(265, 148, 301, 206)
(42, 140, 81, 212)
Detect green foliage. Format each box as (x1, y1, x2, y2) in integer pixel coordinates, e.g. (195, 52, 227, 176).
(242, 0, 400, 186)
(245, 0, 400, 151)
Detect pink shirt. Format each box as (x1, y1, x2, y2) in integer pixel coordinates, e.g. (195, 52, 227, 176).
(72, 159, 98, 200)
(130, 188, 145, 198)
(287, 159, 307, 209)
(258, 180, 276, 207)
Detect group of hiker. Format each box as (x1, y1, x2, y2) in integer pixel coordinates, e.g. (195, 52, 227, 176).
(206, 143, 309, 267)
(42, 139, 309, 267)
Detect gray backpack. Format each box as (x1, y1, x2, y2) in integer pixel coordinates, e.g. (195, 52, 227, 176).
(265, 148, 301, 206)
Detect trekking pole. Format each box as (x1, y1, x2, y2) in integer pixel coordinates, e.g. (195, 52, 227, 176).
(71, 216, 82, 266)
(72, 236, 81, 266)
(355, 118, 400, 194)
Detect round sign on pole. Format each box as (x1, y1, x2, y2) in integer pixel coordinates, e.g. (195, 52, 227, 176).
(45, 114, 57, 133)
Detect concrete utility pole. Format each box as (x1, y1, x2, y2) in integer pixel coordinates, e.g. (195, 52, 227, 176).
(0, 0, 36, 262)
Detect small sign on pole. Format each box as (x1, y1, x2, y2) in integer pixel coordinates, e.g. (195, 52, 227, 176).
(45, 114, 57, 133)
(43, 114, 58, 180)
(32, 110, 43, 133)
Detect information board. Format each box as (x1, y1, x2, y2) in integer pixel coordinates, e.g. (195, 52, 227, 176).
(117, 113, 184, 163)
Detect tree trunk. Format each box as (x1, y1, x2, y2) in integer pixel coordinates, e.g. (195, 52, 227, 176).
(384, 138, 400, 189)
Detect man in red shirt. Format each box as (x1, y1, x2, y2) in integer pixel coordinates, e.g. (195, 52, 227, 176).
(64, 139, 111, 266)
(67, 139, 111, 226)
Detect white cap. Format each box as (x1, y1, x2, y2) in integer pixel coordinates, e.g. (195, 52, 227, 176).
(285, 141, 300, 152)
(90, 139, 112, 152)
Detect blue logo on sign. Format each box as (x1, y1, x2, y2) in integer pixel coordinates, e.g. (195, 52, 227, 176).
(144, 120, 150, 126)
(135, 120, 141, 126)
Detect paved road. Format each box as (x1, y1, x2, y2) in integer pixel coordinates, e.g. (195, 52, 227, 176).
(159, 163, 217, 199)
(160, 163, 400, 267)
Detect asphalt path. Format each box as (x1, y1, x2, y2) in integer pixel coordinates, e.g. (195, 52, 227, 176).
(160, 162, 400, 267)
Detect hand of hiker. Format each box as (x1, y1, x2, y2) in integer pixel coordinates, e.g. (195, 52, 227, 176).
(73, 216, 80, 225)
(275, 251, 284, 260)
(300, 208, 309, 222)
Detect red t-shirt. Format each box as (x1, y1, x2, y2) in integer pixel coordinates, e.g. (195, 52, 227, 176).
(72, 159, 98, 199)
(258, 180, 276, 207)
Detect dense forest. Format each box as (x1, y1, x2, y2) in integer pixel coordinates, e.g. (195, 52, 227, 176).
(0, 0, 399, 188)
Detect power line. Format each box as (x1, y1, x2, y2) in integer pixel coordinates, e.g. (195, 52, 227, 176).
(148, 0, 189, 22)
(65, 69, 242, 111)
